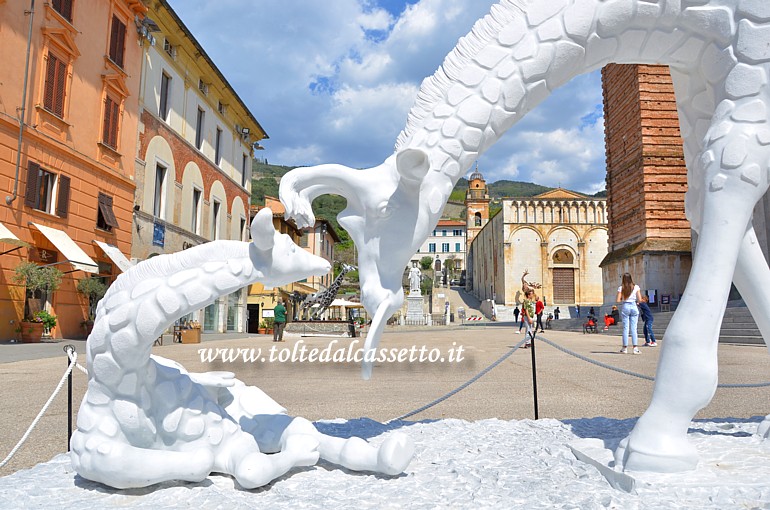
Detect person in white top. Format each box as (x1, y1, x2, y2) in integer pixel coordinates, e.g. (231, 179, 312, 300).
(616, 273, 643, 354)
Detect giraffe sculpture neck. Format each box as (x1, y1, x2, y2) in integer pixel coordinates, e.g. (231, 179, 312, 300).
(87, 241, 260, 382)
(394, 0, 735, 225)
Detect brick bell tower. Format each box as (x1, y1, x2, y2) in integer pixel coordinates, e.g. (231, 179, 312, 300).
(600, 64, 692, 306)
(465, 165, 491, 253)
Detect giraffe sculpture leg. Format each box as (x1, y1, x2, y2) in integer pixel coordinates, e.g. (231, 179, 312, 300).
(616, 97, 770, 470)
(732, 228, 770, 438)
(222, 381, 415, 475)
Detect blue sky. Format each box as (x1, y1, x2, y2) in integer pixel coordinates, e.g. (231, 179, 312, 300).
(166, 0, 606, 194)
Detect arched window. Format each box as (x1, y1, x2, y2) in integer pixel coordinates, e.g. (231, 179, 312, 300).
(474, 212, 482, 226)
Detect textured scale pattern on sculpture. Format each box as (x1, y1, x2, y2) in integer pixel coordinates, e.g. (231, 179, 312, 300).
(280, 0, 770, 473)
(70, 209, 414, 489)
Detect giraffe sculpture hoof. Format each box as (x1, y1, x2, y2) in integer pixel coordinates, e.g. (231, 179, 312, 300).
(376, 433, 415, 476)
(614, 434, 698, 473)
(758, 415, 770, 439)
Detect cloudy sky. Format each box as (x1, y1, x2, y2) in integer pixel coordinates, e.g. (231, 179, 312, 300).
(166, 0, 607, 194)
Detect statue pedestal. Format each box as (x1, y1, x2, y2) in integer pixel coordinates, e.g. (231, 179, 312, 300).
(406, 294, 425, 322)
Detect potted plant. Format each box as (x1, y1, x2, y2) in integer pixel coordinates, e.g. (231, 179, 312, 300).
(20, 310, 57, 343)
(259, 317, 275, 335)
(12, 261, 63, 339)
(76, 277, 108, 335)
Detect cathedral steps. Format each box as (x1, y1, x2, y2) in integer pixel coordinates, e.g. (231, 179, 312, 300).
(545, 305, 764, 345)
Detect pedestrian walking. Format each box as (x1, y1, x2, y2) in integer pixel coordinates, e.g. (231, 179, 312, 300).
(535, 296, 545, 333)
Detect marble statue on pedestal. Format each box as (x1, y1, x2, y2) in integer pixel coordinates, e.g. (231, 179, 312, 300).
(280, 0, 770, 474)
(408, 263, 422, 294)
(70, 208, 414, 489)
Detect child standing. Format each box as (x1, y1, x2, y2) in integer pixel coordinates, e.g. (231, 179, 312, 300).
(639, 295, 657, 347)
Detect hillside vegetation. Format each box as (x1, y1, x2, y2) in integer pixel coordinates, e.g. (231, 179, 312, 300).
(250, 161, 604, 246)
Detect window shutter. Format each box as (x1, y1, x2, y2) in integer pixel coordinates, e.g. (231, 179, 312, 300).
(109, 99, 119, 147)
(61, 0, 73, 21)
(102, 97, 112, 144)
(52, 0, 73, 22)
(98, 193, 120, 228)
(109, 16, 120, 64)
(24, 162, 40, 208)
(109, 16, 126, 68)
(45, 53, 67, 117)
(116, 19, 126, 67)
(54, 57, 67, 118)
(44, 54, 57, 113)
(56, 174, 71, 218)
(102, 96, 120, 148)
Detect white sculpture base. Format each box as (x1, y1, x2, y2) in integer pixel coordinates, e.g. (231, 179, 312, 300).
(406, 294, 425, 322)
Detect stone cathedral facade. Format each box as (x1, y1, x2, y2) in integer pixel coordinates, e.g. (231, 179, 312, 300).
(467, 185, 608, 308)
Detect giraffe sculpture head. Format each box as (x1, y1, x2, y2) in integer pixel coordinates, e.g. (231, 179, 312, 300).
(281, 148, 440, 377)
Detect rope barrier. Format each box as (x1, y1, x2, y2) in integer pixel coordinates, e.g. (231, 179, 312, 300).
(0, 346, 78, 469)
(538, 336, 770, 388)
(389, 336, 529, 422)
(68, 349, 88, 375)
(538, 336, 655, 381)
(390, 332, 770, 422)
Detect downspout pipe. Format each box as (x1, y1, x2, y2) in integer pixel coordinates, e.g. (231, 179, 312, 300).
(6, 0, 36, 206)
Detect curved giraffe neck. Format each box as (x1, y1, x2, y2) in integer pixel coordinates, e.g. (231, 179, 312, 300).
(88, 241, 260, 385)
(396, 0, 734, 188)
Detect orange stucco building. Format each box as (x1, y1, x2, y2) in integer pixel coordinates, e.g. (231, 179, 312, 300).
(0, 0, 146, 339)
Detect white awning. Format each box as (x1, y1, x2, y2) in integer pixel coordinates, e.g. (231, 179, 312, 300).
(0, 221, 28, 255)
(1, 221, 23, 244)
(330, 298, 364, 308)
(30, 223, 98, 273)
(93, 241, 133, 273)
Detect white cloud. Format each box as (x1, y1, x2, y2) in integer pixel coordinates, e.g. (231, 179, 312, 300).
(357, 9, 393, 31)
(166, 0, 608, 194)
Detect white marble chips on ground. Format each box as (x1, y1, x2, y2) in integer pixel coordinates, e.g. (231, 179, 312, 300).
(0, 417, 768, 509)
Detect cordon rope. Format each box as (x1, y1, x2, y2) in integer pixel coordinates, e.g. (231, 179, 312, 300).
(0, 345, 78, 469)
(391, 333, 770, 422)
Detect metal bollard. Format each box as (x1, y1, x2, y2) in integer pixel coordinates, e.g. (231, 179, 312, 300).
(529, 332, 539, 420)
(63, 345, 75, 452)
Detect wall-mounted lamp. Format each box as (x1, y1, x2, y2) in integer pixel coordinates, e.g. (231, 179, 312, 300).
(241, 127, 250, 136)
(133, 205, 142, 231)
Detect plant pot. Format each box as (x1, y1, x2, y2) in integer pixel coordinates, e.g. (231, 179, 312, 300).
(258, 328, 267, 335)
(21, 322, 45, 343)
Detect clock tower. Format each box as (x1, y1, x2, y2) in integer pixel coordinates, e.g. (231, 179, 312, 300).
(465, 167, 490, 252)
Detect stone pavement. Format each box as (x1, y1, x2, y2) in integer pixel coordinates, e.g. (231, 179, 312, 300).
(1, 323, 768, 478)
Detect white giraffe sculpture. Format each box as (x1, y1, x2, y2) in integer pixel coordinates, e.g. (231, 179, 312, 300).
(280, 0, 770, 473)
(70, 208, 414, 489)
